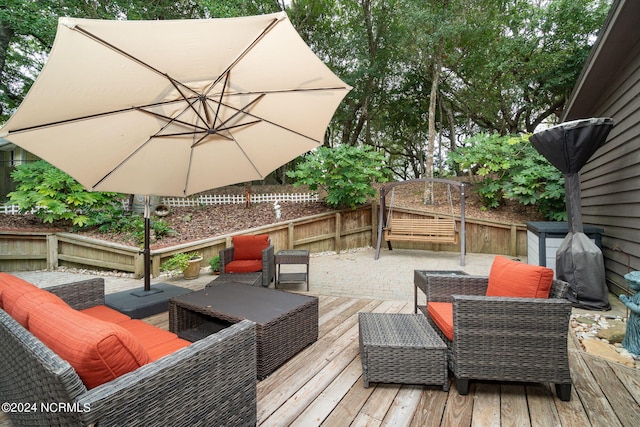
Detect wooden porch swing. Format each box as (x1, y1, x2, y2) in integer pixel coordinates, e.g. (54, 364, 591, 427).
(374, 178, 466, 265)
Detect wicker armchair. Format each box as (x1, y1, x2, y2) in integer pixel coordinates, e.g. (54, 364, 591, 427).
(220, 234, 275, 287)
(0, 278, 257, 426)
(415, 272, 573, 401)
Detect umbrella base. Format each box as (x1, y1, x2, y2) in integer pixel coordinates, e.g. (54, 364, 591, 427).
(105, 283, 192, 319)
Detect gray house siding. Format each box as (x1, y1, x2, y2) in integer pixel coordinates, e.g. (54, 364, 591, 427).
(564, 0, 640, 295)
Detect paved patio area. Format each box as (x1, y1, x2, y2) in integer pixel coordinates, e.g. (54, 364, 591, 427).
(11, 248, 496, 301)
(10, 246, 624, 315)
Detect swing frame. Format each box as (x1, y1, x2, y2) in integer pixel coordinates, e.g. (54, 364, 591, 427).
(374, 178, 466, 266)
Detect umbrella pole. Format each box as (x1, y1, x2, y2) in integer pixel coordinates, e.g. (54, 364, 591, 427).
(144, 195, 151, 291)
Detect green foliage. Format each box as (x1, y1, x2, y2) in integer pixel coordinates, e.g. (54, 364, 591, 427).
(447, 133, 566, 220)
(161, 252, 202, 273)
(287, 145, 389, 209)
(7, 160, 174, 243)
(84, 206, 173, 246)
(8, 161, 120, 226)
(209, 255, 221, 272)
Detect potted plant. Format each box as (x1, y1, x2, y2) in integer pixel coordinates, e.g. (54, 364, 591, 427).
(154, 204, 170, 217)
(160, 251, 203, 279)
(209, 255, 221, 275)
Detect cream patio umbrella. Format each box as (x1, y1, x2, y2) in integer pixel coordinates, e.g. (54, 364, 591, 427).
(1, 12, 351, 292)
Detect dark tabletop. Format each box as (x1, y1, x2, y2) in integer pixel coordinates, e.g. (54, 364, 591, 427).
(173, 282, 316, 324)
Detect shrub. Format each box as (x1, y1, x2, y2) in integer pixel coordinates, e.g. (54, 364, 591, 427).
(287, 145, 389, 209)
(447, 133, 566, 220)
(161, 252, 202, 273)
(8, 160, 121, 227)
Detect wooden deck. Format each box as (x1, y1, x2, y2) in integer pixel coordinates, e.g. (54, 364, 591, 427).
(144, 293, 639, 427)
(3, 292, 639, 426)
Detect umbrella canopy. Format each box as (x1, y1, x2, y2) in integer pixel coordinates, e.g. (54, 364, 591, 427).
(0, 12, 351, 291)
(0, 12, 351, 197)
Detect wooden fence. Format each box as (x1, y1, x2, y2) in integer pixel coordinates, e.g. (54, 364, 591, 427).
(0, 203, 528, 277)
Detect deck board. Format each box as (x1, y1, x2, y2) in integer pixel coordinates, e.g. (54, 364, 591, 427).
(2, 293, 639, 427)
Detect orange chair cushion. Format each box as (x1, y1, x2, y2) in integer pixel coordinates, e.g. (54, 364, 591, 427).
(225, 259, 263, 273)
(5, 288, 69, 328)
(0, 273, 39, 310)
(81, 305, 131, 324)
(486, 255, 554, 299)
(29, 303, 151, 389)
(231, 235, 269, 260)
(427, 302, 454, 341)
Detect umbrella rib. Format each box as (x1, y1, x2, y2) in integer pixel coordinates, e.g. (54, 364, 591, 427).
(207, 95, 322, 144)
(219, 86, 349, 97)
(211, 72, 230, 128)
(167, 77, 209, 128)
(135, 107, 208, 132)
(204, 16, 284, 97)
(6, 97, 205, 135)
(70, 24, 200, 98)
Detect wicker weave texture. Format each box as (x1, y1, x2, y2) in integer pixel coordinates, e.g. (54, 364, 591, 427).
(220, 243, 275, 287)
(358, 313, 448, 390)
(170, 287, 318, 379)
(210, 272, 262, 287)
(416, 271, 572, 400)
(1, 278, 258, 426)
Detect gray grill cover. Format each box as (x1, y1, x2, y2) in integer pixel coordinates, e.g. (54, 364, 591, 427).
(529, 118, 613, 310)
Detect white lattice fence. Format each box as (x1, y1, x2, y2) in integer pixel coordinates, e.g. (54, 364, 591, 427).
(161, 192, 319, 207)
(0, 193, 319, 214)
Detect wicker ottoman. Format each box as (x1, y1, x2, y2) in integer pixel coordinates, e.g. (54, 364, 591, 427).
(358, 313, 449, 390)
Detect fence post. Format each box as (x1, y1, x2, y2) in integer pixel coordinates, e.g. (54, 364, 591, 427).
(510, 224, 517, 256)
(334, 212, 341, 253)
(371, 200, 378, 247)
(46, 234, 58, 270)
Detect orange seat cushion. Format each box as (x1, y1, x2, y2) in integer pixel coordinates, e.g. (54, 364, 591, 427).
(81, 305, 131, 324)
(118, 319, 190, 361)
(427, 302, 454, 341)
(486, 256, 554, 299)
(0, 273, 39, 310)
(231, 235, 269, 260)
(225, 259, 263, 273)
(29, 303, 151, 389)
(147, 338, 191, 361)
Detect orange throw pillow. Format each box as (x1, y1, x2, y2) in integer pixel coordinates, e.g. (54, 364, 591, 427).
(427, 302, 454, 341)
(6, 288, 69, 328)
(486, 256, 554, 299)
(0, 273, 39, 310)
(29, 303, 151, 389)
(232, 235, 269, 260)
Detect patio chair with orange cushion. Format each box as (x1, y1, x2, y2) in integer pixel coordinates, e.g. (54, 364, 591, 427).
(422, 256, 573, 401)
(219, 234, 275, 287)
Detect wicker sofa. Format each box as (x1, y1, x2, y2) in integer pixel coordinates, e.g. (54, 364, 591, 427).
(0, 275, 257, 426)
(416, 264, 573, 401)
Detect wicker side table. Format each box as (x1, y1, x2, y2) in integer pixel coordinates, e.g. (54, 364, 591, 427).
(358, 312, 449, 390)
(275, 250, 310, 291)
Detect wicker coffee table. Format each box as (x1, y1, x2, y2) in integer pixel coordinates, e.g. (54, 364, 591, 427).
(170, 282, 318, 379)
(358, 312, 449, 390)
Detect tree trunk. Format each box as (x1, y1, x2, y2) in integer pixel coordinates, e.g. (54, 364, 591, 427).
(424, 38, 443, 205)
